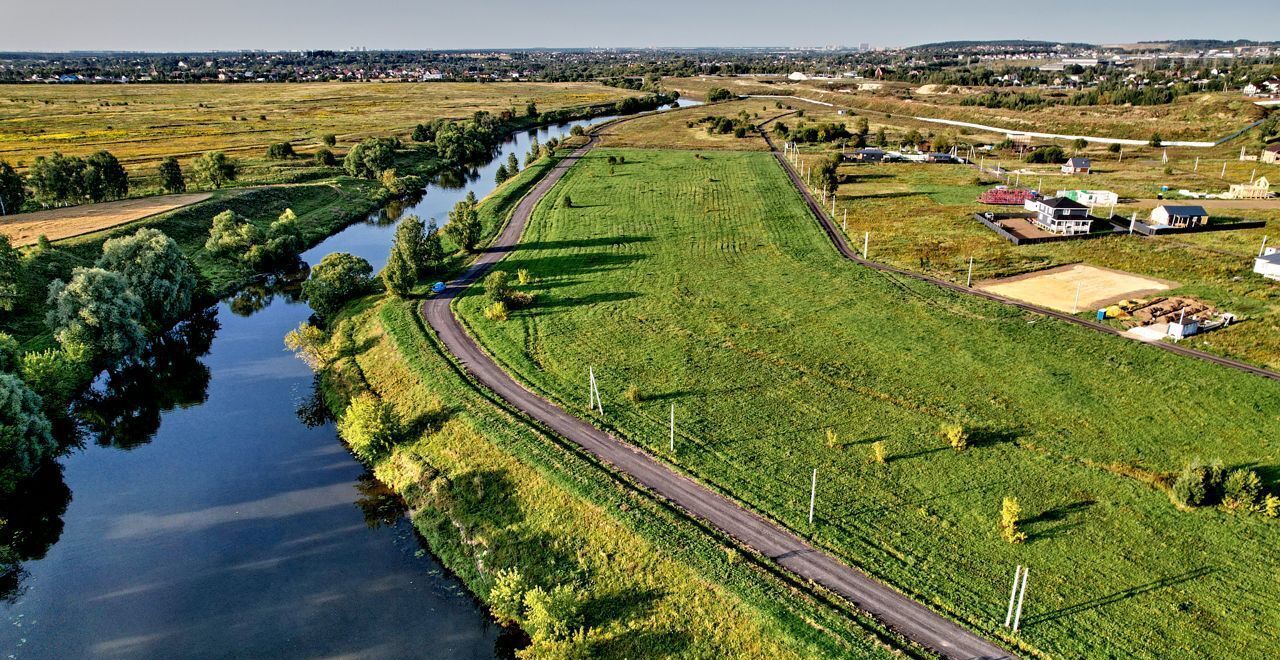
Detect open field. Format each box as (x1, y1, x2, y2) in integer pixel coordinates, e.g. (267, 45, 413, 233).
(664, 76, 1266, 142)
(977, 264, 1178, 313)
(0, 192, 212, 246)
(453, 148, 1280, 658)
(319, 297, 901, 659)
(0, 82, 636, 191)
(790, 157, 1280, 369)
(597, 99, 782, 150)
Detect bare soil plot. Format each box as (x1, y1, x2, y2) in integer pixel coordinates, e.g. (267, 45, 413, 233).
(977, 263, 1179, 313)
(994, 216, 1055, 240)
(0, 192, 213, 246)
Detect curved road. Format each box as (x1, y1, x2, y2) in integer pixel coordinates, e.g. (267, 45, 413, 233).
(760, 126, 1280, 383)
(421, 128, 1014, 658)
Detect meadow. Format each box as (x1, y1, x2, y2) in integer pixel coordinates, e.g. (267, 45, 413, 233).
(0, 82, 635, 192)
(452, 148, 1280, 658)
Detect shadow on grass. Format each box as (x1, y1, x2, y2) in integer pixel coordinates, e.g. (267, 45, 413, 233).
(590, 626, 690, 658)
(1026, 499, 1096, 541)
(536, 291, 641, 311)
(1024, 566, 1217, 626)
(581, 587, 666, 629)
(843, 191, 929, 201)
(506, 235, 652, 252)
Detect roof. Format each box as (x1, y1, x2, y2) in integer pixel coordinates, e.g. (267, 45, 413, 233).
(1156, 204, 1208, 216)
(1258, 252, 1280, 266)
(1065, 157, 1091, 167)
(1039, 196, 1089, 210)
(1265, 143, 1280, 153)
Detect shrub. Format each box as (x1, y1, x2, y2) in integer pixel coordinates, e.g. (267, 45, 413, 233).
(941, 423, 968, 451)
(19, 343, 90, 415)
(1026, 146, 1067, 164)
(314, 148, 337, 166)
(205, 210, 261, 256)
(824, 428, 842, 449)
(337, 393, 400, 463)
(871, 440, 887, 465)
(267, 142, 296, 159)
(284, 322, 333, 369)
(1000, 496, 1026, 544)
(1264, 494, 1280, 518)
(1108, 143, 1122, 153)
(0, 332, 18, 372)
(488, 568, 527, 626)
(706, 87, 734, 103)
(322, 134, 337, 147)
(517, 269, 532, 285)
(1172, 458, 1226, 508)
(569, 125, 586, 137)
(484, 270, 512, 302)
(302, 252, 373, 319)
(1223, 469, 1263, 510)
(1149, 133, 1163, 147)
(624, 384, 642, 404)
(484, 301, 509, 322)
(523, 584, 582, 642)
(562, 194, 574, 208)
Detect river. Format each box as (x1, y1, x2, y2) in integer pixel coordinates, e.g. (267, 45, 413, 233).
(0, 100, 698, 659)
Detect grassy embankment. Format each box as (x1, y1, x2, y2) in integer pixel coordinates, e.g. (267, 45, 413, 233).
(315, 162, 906, 658)
(451, 148, 1280, 658)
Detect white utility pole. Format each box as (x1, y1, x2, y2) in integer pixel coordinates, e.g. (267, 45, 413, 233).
(1004, 565, 1024, 627)
(863, 231, 869, 258)
(1194, 156, 1200, 171)
(669, 403, 675, 452)
(588, 367, 603, 415)
(1012, 568, 1030, 633)
(842, 208, 848, 232)
(1073, 283, 1082, 313)
(1260, 235, 1269, 257)
(967, 256, 975, 288)
(808, 468, 817, 525)
(1222, 161, 1227, 178)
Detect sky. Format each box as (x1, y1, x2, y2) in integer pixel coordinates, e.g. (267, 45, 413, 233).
(3, 0, 1280, 52)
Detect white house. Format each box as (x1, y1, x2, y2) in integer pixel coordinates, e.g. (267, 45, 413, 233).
(1256, 247, 1280, 281)
(1149, 204, 1209, 228)
(1061, 157, 1091, 174)
(1024, 196, 1093, 235)
(1056, 189, 1119, 206)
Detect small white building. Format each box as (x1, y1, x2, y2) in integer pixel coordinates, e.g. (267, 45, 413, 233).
(1256, 247, 1280, 281)
(1061, 157, 1091, 174)
(1056, 189, 1119, 206)
(1149, 204, 1209, 228)
(1024, 196, 1093, 235)
(1226, 176, 1271, 200)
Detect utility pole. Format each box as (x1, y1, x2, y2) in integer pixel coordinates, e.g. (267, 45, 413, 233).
(1073, 282, 1082, 314)
(588, 367, 603, 415)
(1013, 567, 1030, 633)
(1222, 161, 1227, 178)
(808, 468, 817, 525)
(863, 231, 869, 258)
(1004, 566, 1023, 628)
(842, 208, 848, 232)
(669, 403, 675, 452)
(967, 256, 974, 288)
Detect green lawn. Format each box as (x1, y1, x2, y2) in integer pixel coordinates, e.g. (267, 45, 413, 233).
(453, 148, 1280, 658)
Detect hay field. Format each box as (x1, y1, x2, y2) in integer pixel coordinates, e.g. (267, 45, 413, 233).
(597, 99, 779, 150)
(0, 192, 212, 246)
(978, 264, 1178, 313)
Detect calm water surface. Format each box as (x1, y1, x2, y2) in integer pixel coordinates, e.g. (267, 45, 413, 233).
(0, 101, 698, 658)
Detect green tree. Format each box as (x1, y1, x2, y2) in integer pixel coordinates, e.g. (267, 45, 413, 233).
(381, 239, 416, 297)
(506, 152, 519, 174)
(1149, 133, 1163, 147)
(157, 156, 186, 194)
(522, 585, 582, 642)
(192, 151, 238, 189)
(875, 127, 887, 147)
(314, 148, 337, 166)
(96, 228, 197, 325)
(19, 344, 90, 416)
(0, 332, 18, 373)
(337, 393, 400, 462)
(302, 252, 373, 319)
(0, 372, 56, 493)
(444, 197, 481, 253)
(45, 267, 147, 360)
(28, 152, 86, 207)
(205, 210, 261, 255)
(494, 164, 510, 184)
(484, 270, 512, 302)
(421, 219, 445, 275)
(343, 137, 397, 179)
(83, 150, 129, 202)
(0, 160, 25, 215)
(525, 101, 538, 118)
(1223, 469, 1263, 509)
(266, 142, 296, 159)
(489, 568, 527, 626)
(706, 87, 733, 103)
(322, 134, 337, 147)
(0, 235, 19, 312)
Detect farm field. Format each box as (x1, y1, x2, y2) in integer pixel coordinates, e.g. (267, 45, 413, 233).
(664, 76, 1266, 142)
(316, 298, 902, 659)
(0, 191, 211, 246)
(0, 82, 636, 192)
(453, 148, 1280, 658)
(788, 157, 1280, 369)
(597, 99, 782, 150)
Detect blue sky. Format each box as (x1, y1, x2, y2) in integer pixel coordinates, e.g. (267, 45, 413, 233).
(4, 0, 1279, 52)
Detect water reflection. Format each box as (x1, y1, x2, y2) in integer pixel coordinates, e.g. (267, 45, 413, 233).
(353, 473, 408, 530)
(0, 464, 71, 602)
(228, 263, 310, 317)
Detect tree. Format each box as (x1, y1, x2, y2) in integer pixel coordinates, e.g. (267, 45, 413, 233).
(205, 210, 261, 255)
(525, 101, 538, 118)
(506, 152, 519, 175)
(522, 585, 582, 642)
(381, 215, 426, 297)
(1000, 497, 1026, 543)
(902, 129, 924, 148)
(83, 150, 129, 202)
(302, 252, 373, 319)
(322, 134, 337, 147)
(337, 393, 400, 463)
(344, 137, 397, 179)
(381, 242, 416, 297)
(421, 219, 445, 274)
(20, 344, 90, 416)
(489, 568, 527, 626)
(0, 235, 19, 312)
(494, 164, 511, 184)
(1172, 458, 1226, 508)
(1108, 142, 1123, 154)
(484, 270, 512, 302)
(1149, 133, 1163, 148)
(314, 148, 337, 166)
(0, 332, 18, 373)
(706, 87, 733, 103)
(192, 152, 238, 189)
(157, 157, 186, 194)
(0, 160, 25, 215)
(0, 372, 56, 493)
(875, 127, 888, 147)
(267, 142, 296, 160)
(28, 152, 86, 207)
(1071, 138, 1088, 150)
(96, 228, 197, 325)
(444, 197, 482, 253)
(45, 267, 147, 360)
(569, 125, 586, 137)
(1223, 469, 1262, 509)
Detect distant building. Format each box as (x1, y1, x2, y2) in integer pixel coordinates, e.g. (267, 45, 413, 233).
(1226, 176, 1272, 200)
(1056, 189, 1118, 207)
(1255, 247, 1280, 281)
(925, 152, 956, 163)
(849, 148, 886, 162)
(1061, 157, 1091, 174)
(1149, 204, 1209, 228)
(1261, 143, 1280, 165)
(1024, 197, 1093, 235)
(788, 71, 810, 81)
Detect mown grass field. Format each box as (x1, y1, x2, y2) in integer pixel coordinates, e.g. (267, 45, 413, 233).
(779, 154, 1280, 369)
(664, 76, 1266, 142)
(0, 82, 634, 192)
(453, 148, 1280, 658)
(597, 99, 780, 151)
(319, 297, 902, 659)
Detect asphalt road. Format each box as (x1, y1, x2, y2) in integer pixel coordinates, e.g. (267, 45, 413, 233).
(421, 128, 1015, 659)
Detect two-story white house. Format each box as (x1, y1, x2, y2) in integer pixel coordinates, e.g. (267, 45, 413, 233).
(1024, 196, 1093, 235)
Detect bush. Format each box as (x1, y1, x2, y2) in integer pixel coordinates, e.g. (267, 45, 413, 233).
(1149, 133, 1163, 148)
(706, 87, 734, 103)
(1172, 458, 1226, 508)
(322, 134, 337, 147)
(523, 584, 582, 642)
(1108, 143, 1123, 153)
(1264, 494, 1280, 518)
(314, 148, 337, 166)
(1026, 146, 1067, 164)
(941, 423, 968, 451)
(1000, 496, 1026, 544)
(19, 344, 90, 414)
(0, 372, 56, 493)
(517, 269, 532, 285)
(624, 384, 642, 404)
(337, 393, 400, 463)
(302, 252, 373, 319)
(1223, 469, 1263, 510)
(871, 440, 887, 465)
(0, 332, 18, 373)
(488, 568, 527, 626)
(267, 142, 296, 160)
(484, 270, 512, 302)
(484, 301, 509, 322)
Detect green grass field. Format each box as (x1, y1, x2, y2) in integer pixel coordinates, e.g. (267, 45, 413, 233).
(452, 148, 1280, 658)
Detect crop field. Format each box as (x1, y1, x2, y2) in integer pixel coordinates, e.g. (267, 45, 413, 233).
(0, 191, 212, 246)
(324, 299, 900, 659)
(664, 76, 1266, 142)
(0, 82, 635, 190)
(453, 148, 1280, 658)
(597, 99, 782, 150)
(782, 156, 1280, 368)
(977, 264, 1178, 313)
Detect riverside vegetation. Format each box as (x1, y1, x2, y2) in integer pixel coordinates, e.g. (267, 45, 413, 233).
(450, 148, 1280, 657)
